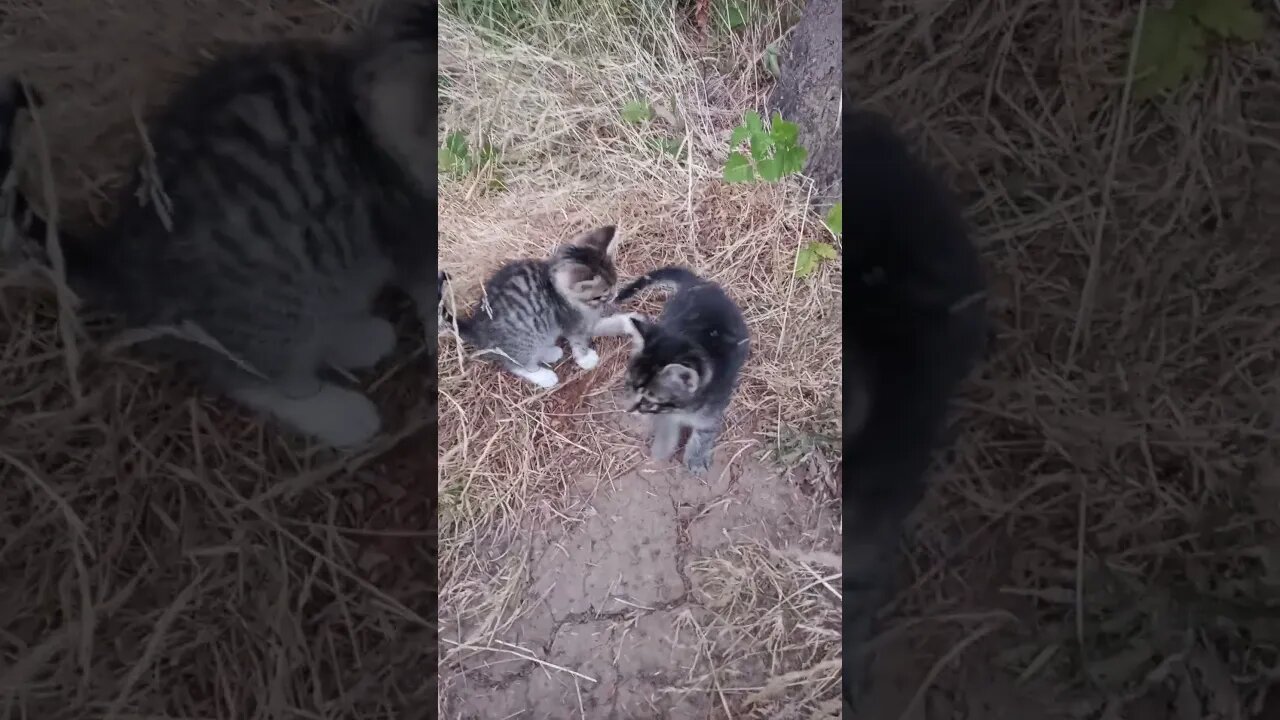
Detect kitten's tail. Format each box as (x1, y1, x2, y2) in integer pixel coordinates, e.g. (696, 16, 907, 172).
(436, 270, 476, 342)
(1, 77, 107, 300)
(615, 265, 702, 303)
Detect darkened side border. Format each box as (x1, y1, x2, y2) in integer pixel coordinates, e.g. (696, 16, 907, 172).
(841, 6, 990, 709)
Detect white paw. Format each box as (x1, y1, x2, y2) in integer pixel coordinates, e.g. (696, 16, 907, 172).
(327, 317, 397, 370)
(521, 367, 560, 389)
(539, 346, 564, 364)
(573, 347, 599, 370)
(294, 386, 382, 448)
(234, 383, 382, 449)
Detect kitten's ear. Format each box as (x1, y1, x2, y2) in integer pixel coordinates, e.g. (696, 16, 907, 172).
(574, 225, 619, 259)
(658, 363, 700, 395)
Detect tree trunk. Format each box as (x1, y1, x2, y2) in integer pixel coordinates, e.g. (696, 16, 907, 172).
(769, 0, 841, 206)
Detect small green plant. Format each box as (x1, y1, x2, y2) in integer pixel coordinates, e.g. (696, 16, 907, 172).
(647, 136, 685, 159)
(437, 130, 501, 188)
(794, 241, 837, 279)
(723, 110, 807, 184)
(620, 99, 653, 124)
(793, 202, 841, 279)
(1132, 0, 1264, 99)
(762, 42, 782, 79)
(718, 0, 750, 31)
(621, 97, 686, 161)
(823, 201, 841, 236)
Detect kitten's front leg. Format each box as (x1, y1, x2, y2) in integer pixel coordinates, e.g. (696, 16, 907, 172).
(650, 415, 680, 461)
(683, 424, 722, 476)
(498, 358, 560, 389)
(591, 312, 647, 338)
(566, 334, 599, 370)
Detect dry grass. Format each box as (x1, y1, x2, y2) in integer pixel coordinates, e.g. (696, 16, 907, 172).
(850, 0, 1280, 716)
(684, 543, 844, 714)
(1, 2, 434, 718)
(435, 1, 843, 716)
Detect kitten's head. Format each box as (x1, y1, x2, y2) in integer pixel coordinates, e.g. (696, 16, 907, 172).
(550, 225, 620, 312)
(621, 317, 707, 414)
(351, 0, 434, 189)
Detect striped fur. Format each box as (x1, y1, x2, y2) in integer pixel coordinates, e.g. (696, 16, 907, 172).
(438, 226, 620, 389)
(0, 1, 436, 448)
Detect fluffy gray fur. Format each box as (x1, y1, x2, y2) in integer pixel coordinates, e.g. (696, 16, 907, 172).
(0, 0, 435, 448)
(611, 266, 750, 475)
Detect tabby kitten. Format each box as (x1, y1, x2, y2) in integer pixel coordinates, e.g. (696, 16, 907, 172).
(0, 0, 434, 448)
(437, 226, 622, 389)
(610, 266, 750, 475)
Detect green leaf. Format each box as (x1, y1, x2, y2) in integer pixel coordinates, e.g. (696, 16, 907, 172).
(777, 145, 807, 175)
(794, 247, 816, 278)
(659, 138, 684, 157)
(795, 241, 837, 278)
(438, 146, 465, 174)
(1190, 0, 1264, 41)
(1132, 8, 1208, 99)
(810, 241, 839, 260)
(763, 43, 781, 79)
(621, 100, 652, 124)
(729, 124, 751, 147)
(648, 137, 684, 158)
(438, 146, 456, 171)
(748, 132, 774, 161)
(770, 114, 799, 147)
(721, 1, 749, 30)
(824, 202, 842, 235)
(445, 131, 469, 159)
(723, 151, 755, 183)
(743, 110, 763, 133)
(756, 156, 782, 182)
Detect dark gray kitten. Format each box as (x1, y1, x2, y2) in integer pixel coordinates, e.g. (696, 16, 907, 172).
(0, 0, 434, 448)
(437, 226, 623, 389)
(610, 266, 750, 475)
(841, 109, 987, 712)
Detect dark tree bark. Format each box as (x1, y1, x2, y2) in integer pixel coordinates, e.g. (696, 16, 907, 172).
(769, 0, 841, 206)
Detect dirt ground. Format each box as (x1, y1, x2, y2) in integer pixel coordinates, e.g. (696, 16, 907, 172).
(439, 376, 840, 718)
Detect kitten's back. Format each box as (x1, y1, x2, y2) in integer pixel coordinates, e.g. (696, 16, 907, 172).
(626, 266, 750, 402)
(80, 44, 410, 375)
(461, 259, 564, 348)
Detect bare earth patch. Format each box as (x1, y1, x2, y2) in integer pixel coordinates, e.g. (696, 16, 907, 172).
(441, 379, 838, 719)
